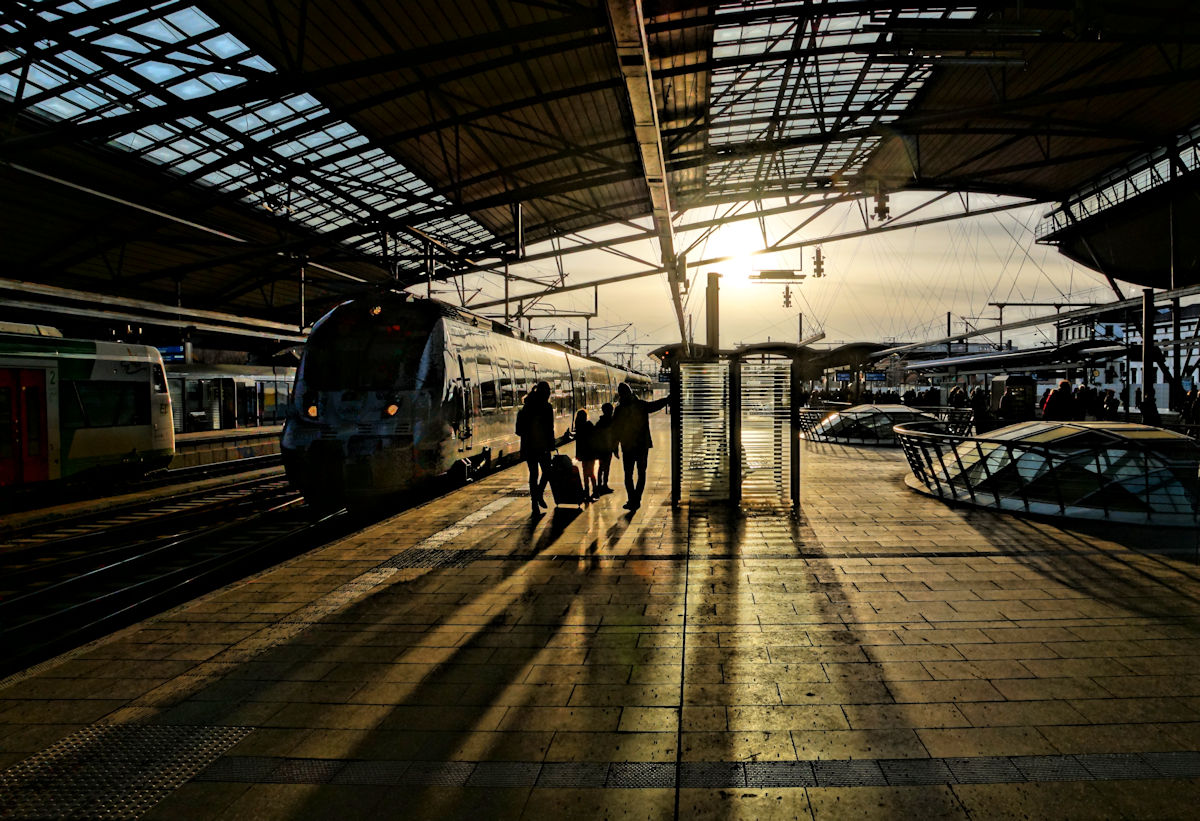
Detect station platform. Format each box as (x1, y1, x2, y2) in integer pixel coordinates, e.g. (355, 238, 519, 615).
(3, 420, 1200, 819)
(171, 426, 284, 470)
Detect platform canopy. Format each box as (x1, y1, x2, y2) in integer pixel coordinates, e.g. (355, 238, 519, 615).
(3, 0, 1200, 334)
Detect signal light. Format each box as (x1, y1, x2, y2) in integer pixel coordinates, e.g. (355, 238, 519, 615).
(385, 403, 400, 417)
(306, 404, 318, 419)
(783, 285, 793, 308)
(874, 190, 890, 220)
(813, 248, 824, 277)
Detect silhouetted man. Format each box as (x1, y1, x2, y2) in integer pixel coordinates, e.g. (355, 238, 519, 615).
(612, 382, 671, 511)
(516, 381, 554, 516)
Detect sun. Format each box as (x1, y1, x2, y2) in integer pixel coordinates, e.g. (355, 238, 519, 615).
(705, 221, 763, 283)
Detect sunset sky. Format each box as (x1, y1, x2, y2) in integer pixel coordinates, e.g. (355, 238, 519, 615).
(433, 192, 1127, 372)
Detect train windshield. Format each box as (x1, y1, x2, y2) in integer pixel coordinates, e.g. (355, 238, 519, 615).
(303, 309, 428, 391)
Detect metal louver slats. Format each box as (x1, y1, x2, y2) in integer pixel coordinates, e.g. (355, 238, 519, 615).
(679, 361, 729, 502)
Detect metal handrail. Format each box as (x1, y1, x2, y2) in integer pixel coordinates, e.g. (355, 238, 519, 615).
(893, 421, 1200, 526)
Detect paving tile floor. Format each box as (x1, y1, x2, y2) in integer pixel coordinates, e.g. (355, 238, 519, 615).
(3, 421, 1200, 818)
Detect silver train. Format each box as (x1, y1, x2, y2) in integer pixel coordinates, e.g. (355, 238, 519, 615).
(281, 294, 651, 506)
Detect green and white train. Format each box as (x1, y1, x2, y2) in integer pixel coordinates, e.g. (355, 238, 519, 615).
(0, 328, 174, 488)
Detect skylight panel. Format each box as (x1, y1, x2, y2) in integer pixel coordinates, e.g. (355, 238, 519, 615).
(1, 1, 496, 256)
(705, 0, 966, 195)
(132, 61, 184, 83)
(165, 7, 216, 38)
(129, 19, 187, 45)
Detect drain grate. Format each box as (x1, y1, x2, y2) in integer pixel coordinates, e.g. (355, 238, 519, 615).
(606, 762, 675, 788)
(813, 759, 888, 787)
(331, 761, 410, 785)
(944, 756, 1024, 784)
(378, 548, 491, 570)
(745, 761, 816, 787)
(1140, 752, 1200, 778)
(0, 724, 250, 820)
(401, 761, 475, 786)
(678, 761, 746, 788)
(466, 761, 541, 787)
(881, 758, 955, 785)
(1077, 753, 1161, 781)
(1011, 755, 1094, 782)
(193, 755, 280, 783)
(536, 762, 609, 787)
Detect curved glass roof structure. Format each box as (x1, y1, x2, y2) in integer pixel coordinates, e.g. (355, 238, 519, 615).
(899, 421, 1200, 526)
(805, 403, 940, 445)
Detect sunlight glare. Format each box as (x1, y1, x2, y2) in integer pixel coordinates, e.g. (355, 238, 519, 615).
(706, 221, 763, 283)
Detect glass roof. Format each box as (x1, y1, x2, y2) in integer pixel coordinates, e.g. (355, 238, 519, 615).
(706, 1, 976, 192)
(0, 0, 495, 259)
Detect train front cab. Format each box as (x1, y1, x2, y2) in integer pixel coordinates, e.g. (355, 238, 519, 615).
(0, 367, 51, 486)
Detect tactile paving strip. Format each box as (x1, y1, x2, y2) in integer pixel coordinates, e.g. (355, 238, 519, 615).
(745, 761, 816, 787)
(378, 548, 491, 570)
(0, 724, 251, 820)
(606, 762, 675, 788)
(181, 751, 1200, 790)
(678, 762, 746, 788)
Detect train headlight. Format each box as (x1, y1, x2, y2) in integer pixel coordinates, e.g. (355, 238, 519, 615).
(305, 404, 318, 419)
(384, 403, 400, 417)
(370, 305, 382, 316)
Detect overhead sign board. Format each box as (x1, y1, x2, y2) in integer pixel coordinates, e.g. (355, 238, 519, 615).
(864, 371, 887, 382)
(157, 345, 184, 362)
(835, 371, 852, 382)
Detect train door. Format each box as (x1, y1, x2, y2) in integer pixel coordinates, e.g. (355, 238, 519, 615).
(0, 369, 49, 486)
(457, 354, 474, 447)
(218, 378, 237, 428)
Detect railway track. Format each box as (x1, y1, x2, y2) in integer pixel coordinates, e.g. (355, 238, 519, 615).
(1, 453, 283, 515)
(0, 492, 348, 677)
(0, 472, 459, 679)
(0, 472, 290, 553)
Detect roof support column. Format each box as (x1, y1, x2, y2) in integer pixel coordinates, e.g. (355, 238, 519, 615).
(605, 0, 687, 346)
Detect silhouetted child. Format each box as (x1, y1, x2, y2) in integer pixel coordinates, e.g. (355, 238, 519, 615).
(574, 409, 598, 500)
(594, 402, 616, 494)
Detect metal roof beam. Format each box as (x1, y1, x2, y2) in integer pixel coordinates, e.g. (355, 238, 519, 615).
(0, 277, 307, 335)
(606, 0, 685, 344)
(0, 11, 607, 156)
(880, 283, 1200, 357)
(475, 196, 1043, 309)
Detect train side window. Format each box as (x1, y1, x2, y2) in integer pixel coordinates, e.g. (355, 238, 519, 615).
(477, 355, 498, 409)
(513, 362, 527, 400)
(62, 380, 150, 428)
(262, 382, 276, 424)
(496, 358, 512, 408)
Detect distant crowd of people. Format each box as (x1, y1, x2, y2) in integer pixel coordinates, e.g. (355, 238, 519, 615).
(807, 379, 1169, 428)
(1037, 380, 1127, 423)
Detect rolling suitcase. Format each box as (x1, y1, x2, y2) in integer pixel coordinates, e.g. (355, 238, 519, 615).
(548, 453, 585, 506)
